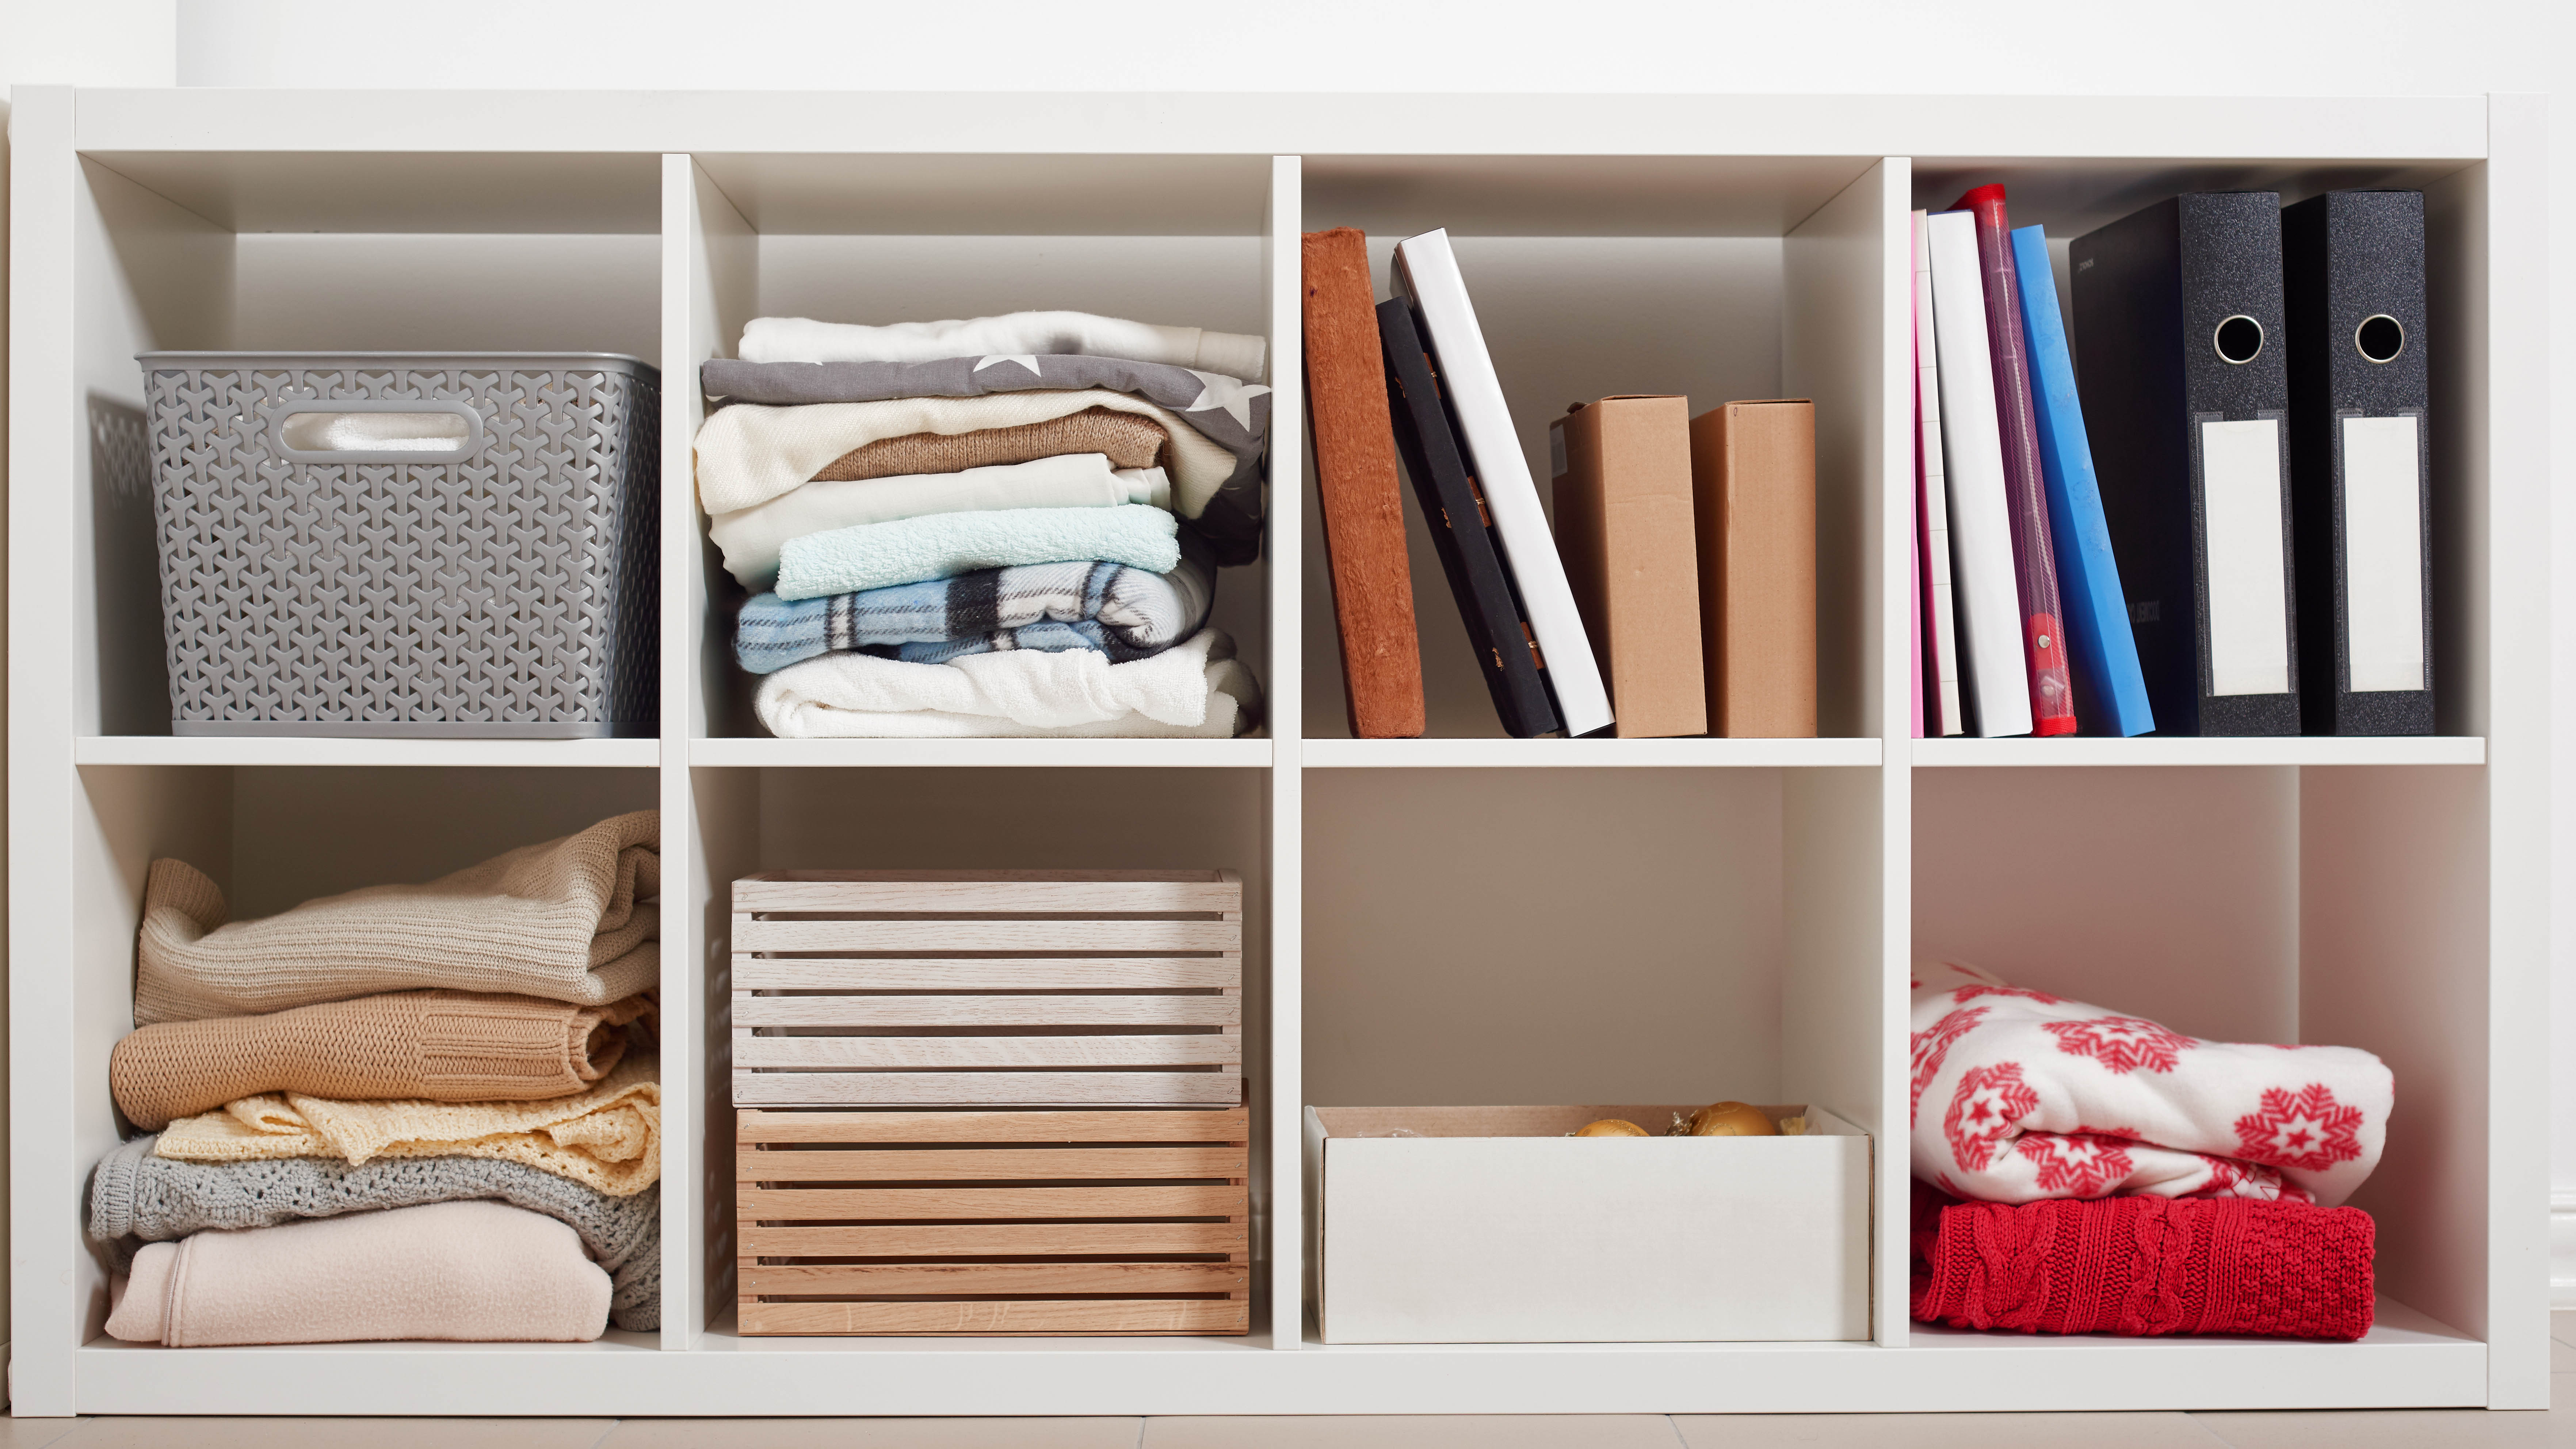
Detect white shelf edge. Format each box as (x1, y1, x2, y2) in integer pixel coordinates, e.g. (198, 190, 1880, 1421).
(66, 1301, 2485, 1415)
(1297, 738, 1883, 769)
(72, 736, 663, 768)
(1908, 736, 2486, 768)
(682, 737, 1276, 769)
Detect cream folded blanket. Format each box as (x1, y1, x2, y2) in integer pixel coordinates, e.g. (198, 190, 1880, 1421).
(694, 390, 1235, 517)
(739, 311, 1266, 381)
(155, 1053, 662, 1197)
(710, 455, 1169, 591)
(754, 628, 1259, 739)
(106, 1200, 610, 1346)
(134, 811, 659, 1026)
(111, 990, 654, 1132)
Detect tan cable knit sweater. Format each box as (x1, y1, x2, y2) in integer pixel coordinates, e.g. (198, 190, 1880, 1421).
(813, 408, 1168, 483)
(134, 811, 659, 1026)
(154, 1053, 661, 1197)
(110, 990, 655, 1131)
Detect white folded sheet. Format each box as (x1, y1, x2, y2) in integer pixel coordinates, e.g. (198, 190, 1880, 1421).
(753, 628, 1258, 739)
(740, 311, 1266, 381)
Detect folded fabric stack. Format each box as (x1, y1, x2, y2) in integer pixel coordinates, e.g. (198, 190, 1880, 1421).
(1905, 959, 2394, 1340)
(92, 812, 663, 1345)
(698, 310, 1270, 738)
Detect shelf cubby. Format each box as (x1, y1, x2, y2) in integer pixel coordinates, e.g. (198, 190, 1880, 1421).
(8, 87, 2543, 1417)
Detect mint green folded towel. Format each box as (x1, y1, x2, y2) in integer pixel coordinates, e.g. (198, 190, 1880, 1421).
(775, 504, 1182, 602)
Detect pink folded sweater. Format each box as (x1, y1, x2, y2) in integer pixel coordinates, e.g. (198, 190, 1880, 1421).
(105, 1199, 609, 1346)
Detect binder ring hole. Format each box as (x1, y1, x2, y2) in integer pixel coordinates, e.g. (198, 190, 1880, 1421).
(2356, 314, 2406, 363)
(2214, 315, 2266, 365)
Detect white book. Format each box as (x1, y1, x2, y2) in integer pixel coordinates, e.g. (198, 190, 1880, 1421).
(1912, 211, 1967, 738)
(1924, 210, 2033, 738)
(1392, 229, 1614, 737)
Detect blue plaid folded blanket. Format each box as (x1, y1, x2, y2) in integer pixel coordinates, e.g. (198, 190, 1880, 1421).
(736, 544, 1215, 674)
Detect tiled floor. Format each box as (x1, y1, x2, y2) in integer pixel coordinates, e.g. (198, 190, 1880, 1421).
(7, 1317, 2573, 1448)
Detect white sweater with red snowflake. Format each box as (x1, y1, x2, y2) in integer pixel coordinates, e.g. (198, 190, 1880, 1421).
(1909, 961, 2393, 1207)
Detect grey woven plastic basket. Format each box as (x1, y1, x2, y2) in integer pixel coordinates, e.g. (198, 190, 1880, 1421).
(141, 352, 659, 738)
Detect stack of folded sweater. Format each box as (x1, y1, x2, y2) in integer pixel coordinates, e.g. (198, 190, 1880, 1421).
(1905, 960, 2393, 1340)
(698, 310, 1270, 738)
(91, 812, 663, 1346)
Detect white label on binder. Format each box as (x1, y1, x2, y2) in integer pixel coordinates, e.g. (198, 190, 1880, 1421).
(2200, 419, 2291, 697)
(2343, 415, 2426, 692)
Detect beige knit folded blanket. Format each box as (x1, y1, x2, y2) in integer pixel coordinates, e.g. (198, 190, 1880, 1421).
(154, 1053, 662, 1197)
(111, 990, 655, 1132)
(134, 811, 659, 1026)
(106, 1200, 611, 1346)
(815, 408, 1168, 483)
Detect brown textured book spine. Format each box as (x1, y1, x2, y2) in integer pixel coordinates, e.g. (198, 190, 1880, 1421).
(1302, 228, 1425, 738)
(1550, 397, 1707, 738)
(1691, 400, 1818, 737)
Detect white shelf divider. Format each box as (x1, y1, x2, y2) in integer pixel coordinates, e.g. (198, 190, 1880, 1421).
(72, 737, 662, 769)
(1909, 736, 2488, 768)
(1297, 738, 1880, 769)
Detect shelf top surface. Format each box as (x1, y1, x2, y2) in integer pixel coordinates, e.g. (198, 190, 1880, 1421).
(1909, 736, 2486, 768)
(65, 89, 2490, 166)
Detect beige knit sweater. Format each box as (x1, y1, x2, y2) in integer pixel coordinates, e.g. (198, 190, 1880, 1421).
(134, 811, 659, 1026)
(815, 408, 1167, 483)
(154, 1053, 661, 1197)
(110, 990, 655, 1131)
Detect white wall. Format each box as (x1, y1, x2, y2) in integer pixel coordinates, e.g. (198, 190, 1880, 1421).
(4, 0, 2572, 1318)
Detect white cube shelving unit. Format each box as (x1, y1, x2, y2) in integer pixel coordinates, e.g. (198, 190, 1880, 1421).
(7, 88, 2547, 1416)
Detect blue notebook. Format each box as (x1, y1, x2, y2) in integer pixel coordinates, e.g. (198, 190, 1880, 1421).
(2011, 224, 2154, 736)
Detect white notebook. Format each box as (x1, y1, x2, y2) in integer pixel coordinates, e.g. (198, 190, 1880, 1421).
(1392, 229, 1614, 737)
(1924, 210, 2033, 738)
(1912, 211, 1967, 737)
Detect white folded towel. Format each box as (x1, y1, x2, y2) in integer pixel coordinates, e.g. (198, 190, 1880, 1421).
(740, 311, 1266, 381)
(754, 628, 1258, 739)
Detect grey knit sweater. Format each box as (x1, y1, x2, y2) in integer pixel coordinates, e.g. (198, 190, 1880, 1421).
(89, 1135, 659, 1331)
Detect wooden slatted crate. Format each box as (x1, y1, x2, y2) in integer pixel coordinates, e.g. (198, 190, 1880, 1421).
(732, 869, 1242, 1107)
(737, 1106, 1252, 1336)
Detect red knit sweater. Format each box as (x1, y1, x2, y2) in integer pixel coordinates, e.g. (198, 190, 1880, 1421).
(1909, 1182, 2376, 1340)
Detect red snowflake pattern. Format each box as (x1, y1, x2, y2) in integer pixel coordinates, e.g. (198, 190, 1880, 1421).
(1953, 983, 2067, 1007)
(2015, 1132, 2136, 1197)
(2190, 1154, 2295, 1201)
(2232, 1083, 2366, 1172)
(2042, 1014, 2195, 1075)
(1908, 1005, 1990, 1125)
(1944, 1061, 2040, 1171)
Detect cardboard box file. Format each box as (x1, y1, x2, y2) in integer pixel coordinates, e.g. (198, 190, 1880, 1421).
(1550, 397, 1708, 738)
(1691, 399, 1818, 737)
(1307, 1103, 1870, 1344)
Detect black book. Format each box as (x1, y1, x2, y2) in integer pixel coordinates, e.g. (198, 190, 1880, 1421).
(2283, 190, 2434, 736)
(1375, 297, 1560, 737)
(2072, 192, 2301, 736)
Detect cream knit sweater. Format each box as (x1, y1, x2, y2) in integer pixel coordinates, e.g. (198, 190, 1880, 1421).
(106, 1200, 611, 1346)
(154, 1053, 661, 1197)
(134, 811, 659, 1026)
(694, 390, 1235, 516)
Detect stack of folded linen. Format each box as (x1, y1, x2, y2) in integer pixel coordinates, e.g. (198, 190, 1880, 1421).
(92, 812, 663, 1346)
(1904, 959, 2394, 1340)
(698, 310, 1270, 739)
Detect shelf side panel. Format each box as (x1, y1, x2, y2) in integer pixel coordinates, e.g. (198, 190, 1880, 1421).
(674, 156, 759, 743)
(1783, 157, 1903, 740)
(1266, 155, 1302, 750)
(685, 767, 762, 1347)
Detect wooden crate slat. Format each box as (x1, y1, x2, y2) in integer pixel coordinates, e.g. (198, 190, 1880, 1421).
(733, 1070, 1241, 1107)
(738, 1108, 1248, 1145)
(733, 1035, 1243, 1070)
(739, 1182, 1244, 1221)
(734, 917, 1240, 953)
(738, 1261, 1250, 1297)
(736, 1145, 1247, 1182)
(739, 1298, 1249, 1336)
(739, 1221, 1249, 1257)
(733, 956, 1241, 991)
(735, 876, 1239, 914)
(733, 995, 1241, 1028)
